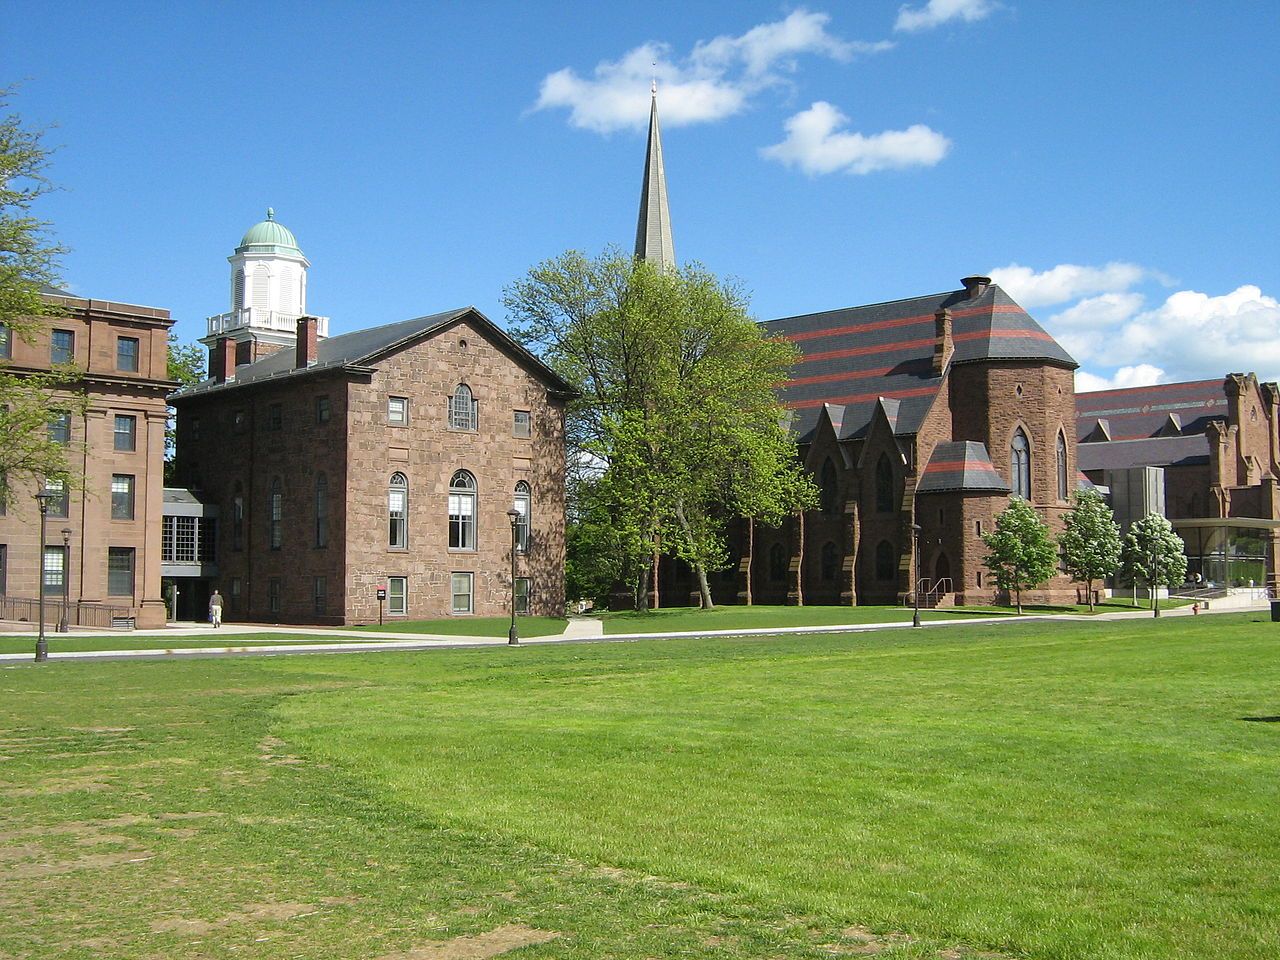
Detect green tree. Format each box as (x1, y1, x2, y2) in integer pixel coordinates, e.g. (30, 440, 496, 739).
(1059, 488, 1122, 611)
(1121, 513, 1188, 618)
(0, 89, 79, 509)
(982, 497, 1060, 614)
(164, 333, 205, 482)
(505, 248, 815, 610)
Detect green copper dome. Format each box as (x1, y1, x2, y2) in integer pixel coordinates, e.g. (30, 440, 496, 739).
(236, 208, 302, 254)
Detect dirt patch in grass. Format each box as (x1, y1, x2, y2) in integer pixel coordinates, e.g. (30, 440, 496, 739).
(151, 901, 319, 935)
(2, 849, 154, 879)
(258, 734, 306, 765)
(0, 773, 114, 796)
(374, 925, 560, 959)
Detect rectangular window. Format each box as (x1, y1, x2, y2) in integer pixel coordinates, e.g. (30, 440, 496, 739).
(268, 403, 282, 430)
(107, 547, 134, 596)
(315, 395, 330, 424)
(48, 411, 71, 445)
(43, 545, 67, 596)
(269, 578, 281, 614)
(388, 396, 408, 425)
(313, 576, 327, 616)
(448, 490, 475, 550)
(173, 516, 196, 562)
(0, 544, 6, 595)
(198, 518, 216, 561)
(315, 477, 328, 548)
(269, 482, 282, 550)
(51, 329, 75, 365)
(191, 417, 201, 442)
(161, 516, 175, 562)
(111, 474, 135, 520)
(116, 336, 139, 372)
(513, 410, 531, 438)
(230, 577, 241, 612)
(388, 576, 407, 616)
(0, 324, 10, 359)
(451, 572, 473, 614)
(44, 478, 69, 519)
(113, 415, 137, 451)
(975, 520, 983, 537)
(515, 577, 530, 615)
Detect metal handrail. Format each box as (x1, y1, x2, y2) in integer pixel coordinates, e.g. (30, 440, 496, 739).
(0, 596, 136, 629)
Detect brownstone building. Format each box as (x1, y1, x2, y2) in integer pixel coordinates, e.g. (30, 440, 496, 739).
(1076, 374, 1280, 591)
(0, 292, 174, 628)
(170, 306, 575, 625)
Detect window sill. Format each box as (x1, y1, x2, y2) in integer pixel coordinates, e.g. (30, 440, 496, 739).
(447, 548, 477, 554)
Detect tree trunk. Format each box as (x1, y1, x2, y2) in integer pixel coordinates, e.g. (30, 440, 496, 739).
(745, 517, 755, 606)
(795, 510, 806, 607)
(1015, 584, 1023, 615)
(1086, 577, 1094, 611)
(674, 497, 715, 610)
(635, 566, 648, 611)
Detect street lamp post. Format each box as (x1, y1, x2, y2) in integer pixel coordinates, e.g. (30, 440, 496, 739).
(507, 508, 521, 646)
(58, 528, 72, 633)
(911, 522, 922, 629)
(34, 491, 55, 662)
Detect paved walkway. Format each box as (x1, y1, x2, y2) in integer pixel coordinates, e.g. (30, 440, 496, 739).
(0, 600, 1271, 663)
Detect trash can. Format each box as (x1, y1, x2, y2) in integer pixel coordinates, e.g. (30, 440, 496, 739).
(1272, 600, 1280, 623)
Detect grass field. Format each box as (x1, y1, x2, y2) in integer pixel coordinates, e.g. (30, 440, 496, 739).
(597, 604, 1003, 634)
(2, 613, 1278, 958)
(0, 634, 380, 655)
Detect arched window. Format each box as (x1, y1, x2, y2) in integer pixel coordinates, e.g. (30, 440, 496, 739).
(875, 540, 895, 581)
(769, 543, 786, 581)
(389, 473, 408, 549)
(820, 541, 839, 581)
(820, 458, 839, 514)
(448, 470, 476, 550)
(449, 384, 477, 430)
(315, 474, 328, 548)
(268, 477, 282, 550)
(512, 481, 530, 552)
(875, 454, 894, 513)
(1056, 430, 1068, 501)
(1011, 428, 1031, 500)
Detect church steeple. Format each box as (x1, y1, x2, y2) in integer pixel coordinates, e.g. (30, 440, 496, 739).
(634, 81, 675, 272)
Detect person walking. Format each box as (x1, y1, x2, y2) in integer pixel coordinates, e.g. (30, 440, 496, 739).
(209, 589, 224, 628)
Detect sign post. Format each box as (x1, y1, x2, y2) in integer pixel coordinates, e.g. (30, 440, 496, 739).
(376, 584, 387, 627)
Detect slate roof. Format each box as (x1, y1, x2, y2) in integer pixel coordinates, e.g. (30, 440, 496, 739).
(1076, 434, 1211, 472)
(1075, 379, 1225, 442)
(916, 441, 1011, 494)
(171, 307, 576, 401)
(762, 283, 1075, 441)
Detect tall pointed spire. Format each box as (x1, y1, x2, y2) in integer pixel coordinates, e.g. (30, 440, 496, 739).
(634, 82, 675, 272)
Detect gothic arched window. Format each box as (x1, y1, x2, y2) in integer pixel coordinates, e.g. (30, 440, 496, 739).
(449, 384, 477, 431)
(513, 481, 531, 553)
(1056, 430, 1068, 501)
(820, 458, 839, 514)
(389, 473, 408, 549)
(448, 470, 476, 550)
(875, 454, 894, 513)
(1011, 428, 1031, 500)
(875, 540, 895, 581)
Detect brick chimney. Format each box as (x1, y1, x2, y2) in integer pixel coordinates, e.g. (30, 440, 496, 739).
(295, 316, 318, 368)
(210, 337, 236, 383)
(961, 275, 991, 299)
(933, 308, 953, 375)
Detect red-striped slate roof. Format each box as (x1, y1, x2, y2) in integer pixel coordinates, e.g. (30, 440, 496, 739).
(1075, 379, 1226, 442)
(916, 441, 1011, 494)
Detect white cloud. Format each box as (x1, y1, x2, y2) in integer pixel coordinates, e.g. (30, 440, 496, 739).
(989, 261, 1150, 308)
(760, 101, 950, 175)
(534, 10, 889, 134)
(895, 0, 998, 32)
(1075, 364, 1166, 393)
(1047, 292, 1145, 330)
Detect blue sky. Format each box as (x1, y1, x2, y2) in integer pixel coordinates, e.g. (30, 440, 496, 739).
(6, 1, 1278, 389)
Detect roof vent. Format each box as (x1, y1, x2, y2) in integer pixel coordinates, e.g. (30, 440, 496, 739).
(961, 275, 991, 299)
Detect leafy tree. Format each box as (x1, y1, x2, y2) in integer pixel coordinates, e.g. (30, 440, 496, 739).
(982, 497, 1059, 614)
(505, 248, 815, 610)
(1059, 488, 1122, 610)
(0, 88, 79, 509)
(1121, 513, 1188, 617)
(164, 334, 205, 482)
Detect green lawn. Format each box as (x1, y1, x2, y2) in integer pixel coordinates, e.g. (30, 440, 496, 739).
(599, 603, 1006, 634)
(346, 615, 568, 637)
(0, 633, 380, 655)
(2, 613, 1278, 958)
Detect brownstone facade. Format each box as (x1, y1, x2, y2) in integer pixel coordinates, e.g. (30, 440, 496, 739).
(0, 294, 174, 628)
(171, 309, 572, 625)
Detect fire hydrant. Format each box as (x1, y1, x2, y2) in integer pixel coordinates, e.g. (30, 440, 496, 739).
(1192, 602, 1200, 616)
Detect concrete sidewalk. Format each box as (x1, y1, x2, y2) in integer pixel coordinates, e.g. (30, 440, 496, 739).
(0, 599, 1270, 663)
